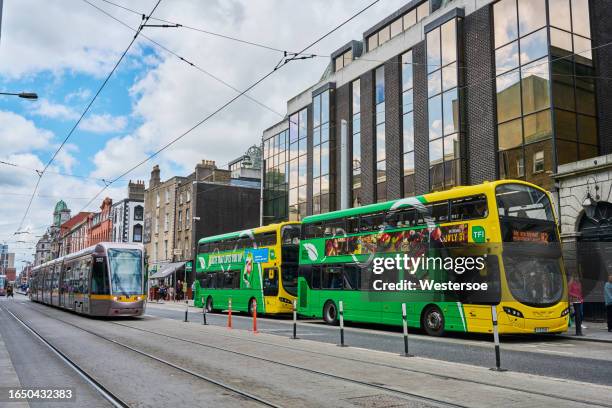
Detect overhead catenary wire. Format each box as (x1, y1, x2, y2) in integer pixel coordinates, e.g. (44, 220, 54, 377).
(14, 0, 164, 235)
(71, 0, 385, 214)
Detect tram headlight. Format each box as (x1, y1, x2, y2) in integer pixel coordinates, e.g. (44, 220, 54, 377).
(561, 307, 570, 317)
(113, 296, 118, 301)
(503, 306, 524, 318)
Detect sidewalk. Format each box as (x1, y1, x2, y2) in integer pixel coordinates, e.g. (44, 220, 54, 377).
(0, 335, 29, 407)
(560, 321, 612, 344)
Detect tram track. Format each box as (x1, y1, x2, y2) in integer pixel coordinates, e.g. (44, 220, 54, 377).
(5, 302, 282, 408)
(0, 304, 130, 408)
(18, 301, 467, 408)
(111, 313, 612, 408)
(20, 300, 611, 408)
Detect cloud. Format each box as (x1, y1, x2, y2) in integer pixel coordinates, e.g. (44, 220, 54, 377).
(29, 99, 78, 121)
(0, 110, 54, 154)
(64, 88, 92, 102)
(79, 113, 127, 133)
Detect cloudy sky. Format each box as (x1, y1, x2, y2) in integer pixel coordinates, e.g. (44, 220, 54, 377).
(0, 0, 407, 266)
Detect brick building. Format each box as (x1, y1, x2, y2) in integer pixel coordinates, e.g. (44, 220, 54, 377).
(262, 0, 609, 222)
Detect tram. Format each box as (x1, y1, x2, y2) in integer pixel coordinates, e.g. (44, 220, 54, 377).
(0, 274, 6, 297)
(29, 243, 145, 316)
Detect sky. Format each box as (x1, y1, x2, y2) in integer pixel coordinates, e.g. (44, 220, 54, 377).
(0, 0, 408, 268)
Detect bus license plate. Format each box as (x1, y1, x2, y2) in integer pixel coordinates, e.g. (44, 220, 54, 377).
(534, 327, 549, 333)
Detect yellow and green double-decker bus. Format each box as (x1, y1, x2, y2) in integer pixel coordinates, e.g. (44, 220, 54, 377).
(193, 222, 301, 315)
(297, 180, 569, 336)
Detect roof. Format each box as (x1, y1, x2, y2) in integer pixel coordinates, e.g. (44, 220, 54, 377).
(54, 200, 69, 212)
(197, 221, 300, 244)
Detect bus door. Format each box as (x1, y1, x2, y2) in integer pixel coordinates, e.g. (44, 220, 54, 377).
(340, 264, 381, 323)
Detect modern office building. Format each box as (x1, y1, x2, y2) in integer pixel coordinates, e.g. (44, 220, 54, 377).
(262, 0, 609, 223)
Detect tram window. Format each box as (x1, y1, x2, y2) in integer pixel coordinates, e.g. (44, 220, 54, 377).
(322, 265, 344, 289)
(304, 223, 323, 239)
(343, 264, 362, 290)
(450, 195, 488, 221)
(323, 219, 346, 236)
(360, 212, 386, 232)
(91, 257, 110, 295)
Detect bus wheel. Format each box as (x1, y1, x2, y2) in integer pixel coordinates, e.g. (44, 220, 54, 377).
(248, 298, 257, 316)
(422, 305, 445, 336)
(206, 296, 214, 312)
(323, 300, 339, 326)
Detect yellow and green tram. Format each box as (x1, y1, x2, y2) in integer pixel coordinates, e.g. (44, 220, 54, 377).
(297, 180, 569, 336)
(193, 222, 301, 315)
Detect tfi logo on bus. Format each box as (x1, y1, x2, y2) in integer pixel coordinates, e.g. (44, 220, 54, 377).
(472, 226, 486, 243)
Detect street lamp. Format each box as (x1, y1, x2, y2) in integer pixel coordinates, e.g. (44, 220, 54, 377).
(0, 91, 38, 100)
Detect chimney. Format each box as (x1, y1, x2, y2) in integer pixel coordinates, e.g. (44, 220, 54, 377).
(128, 180, 145, 201)
(150, 165, 161, 188)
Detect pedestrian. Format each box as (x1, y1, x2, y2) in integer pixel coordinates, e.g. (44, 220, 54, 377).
(568, 273, 585, 335)
(605, 273, 612, 332)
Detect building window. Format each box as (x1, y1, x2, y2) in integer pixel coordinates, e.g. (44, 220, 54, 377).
(164, 240, 168, 261)
(263, 129, 289, 224)
(186, 191, 191, 202)
(351, 79, 362, 207)
(133, 225, 143, 242)
(185, 208, 190, 229)
(312, 90, 332, 214)
(134, 205, 143, 221)
(288, 108, 308, 221)
(367, 1, 430, 52)
(402, 51, 415, 197)
(334, 49, 353, 71)
(179, 193, 183, 205)
(154, 242, 158, 262)
(375, 66, 386, 202)
(156, 191, 160, 207)
(165, 189, 170, 204)
(427, 18, 462, 191)
(164, 213, 169, 232)
(154, 217, 159, 234)
(177, 211, 182, 230)
(533, 150, 545, 173)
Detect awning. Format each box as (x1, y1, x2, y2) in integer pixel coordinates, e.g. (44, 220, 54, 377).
(149, 262, 185, 280)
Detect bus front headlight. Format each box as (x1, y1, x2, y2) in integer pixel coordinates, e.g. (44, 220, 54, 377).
(561, 307, 570, 317)
(503, 307, 524, 318)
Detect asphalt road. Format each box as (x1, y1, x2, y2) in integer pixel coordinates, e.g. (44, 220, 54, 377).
(145, 303, 612, 386)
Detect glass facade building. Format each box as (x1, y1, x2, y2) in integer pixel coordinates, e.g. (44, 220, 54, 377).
(261, 0, 607, 225)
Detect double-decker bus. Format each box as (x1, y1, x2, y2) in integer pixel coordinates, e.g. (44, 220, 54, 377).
(297, 180, 569, 336)
(194, 222, 301, 315)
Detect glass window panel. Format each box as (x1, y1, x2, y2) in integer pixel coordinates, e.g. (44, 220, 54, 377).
(579, 144, 598, 160)
(429, 138, 443, 165)
(576, 86, 596, 116)
(313, 94, 320, 127)
(368, 34, 378, 51)
(403, 90, 413, 113)
(379, 26, 390, 45)
(577, 115, 597, 145)
(299, 137, 307, 156)
(313, 177, 320, 197)
(443, 89, 459, 135)
(352, 80, 361, 113)
(427, 27, 441, 73)
(289, 114, 298, 142)
(377, 161, 386, 185)
(352, 133, 361, 164)
(298, 186, 307, 203)
(497, 70, 522, 123)
(444, 133, 460, 160)
(289, 159, 298, 187)
(571, 0, 591, 38)
(375, 66, 385, 104)
(552, 59, 575, 110)
(403, 112, 414, 153)
(428, 94, 442, 140)
(321, 91, 329, 124)
(299, 109, 307, 137)
(519, 28, 548, 65)
(442, 62, 457, 91)
(404, 10, 416, 29)
(344, 49, 353, 66)
(523, 109, 552, 144)
(335, 57, 343, 72)
(313, 127, 320, 146)
(289, 188, 298, 206)
(353, 115, 361, 134)
(321, 142, 329, 175)
(289, 141, 298, 160)
(391, 18, 403, 37)
(428, 70, 442, 97)
(573, 35, 592, 63)
(441, 19, 457, 66)
(376, 103, 385, 124)
(549, 0, 572, 31)
(321, 122, 330, 143)
(555, 110, 577, 141)
(313, 145, 320, 178)
(376, 124, 386, 163)
(404, 152, 415, 175)
(556, 139, 578, 165)
(521, 58, 550, 114)
(321, 175, 330, 194)
(298, 156, 307, 186)
(494, 0, 518, 48)
(550, 28, 573, 56)
(498, 118, 523, 150)
(495, 41, 519, 74)
(518, 0, 546, 36)
(499, 148, 525, 179)
(417, 2, 430, 21)
(402, 51, 413, 91)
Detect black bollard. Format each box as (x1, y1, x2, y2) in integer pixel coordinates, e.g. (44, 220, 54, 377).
(490, 305, 507, 372)
(291, 300, 298, 339)
(401, 303, 413, 357)
(202, 297, 208, 325)
(338, 300, 347, 347)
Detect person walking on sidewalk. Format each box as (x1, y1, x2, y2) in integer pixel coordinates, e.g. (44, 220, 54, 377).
(569, 273, 585, 335)
(605, 273, 612, 332)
